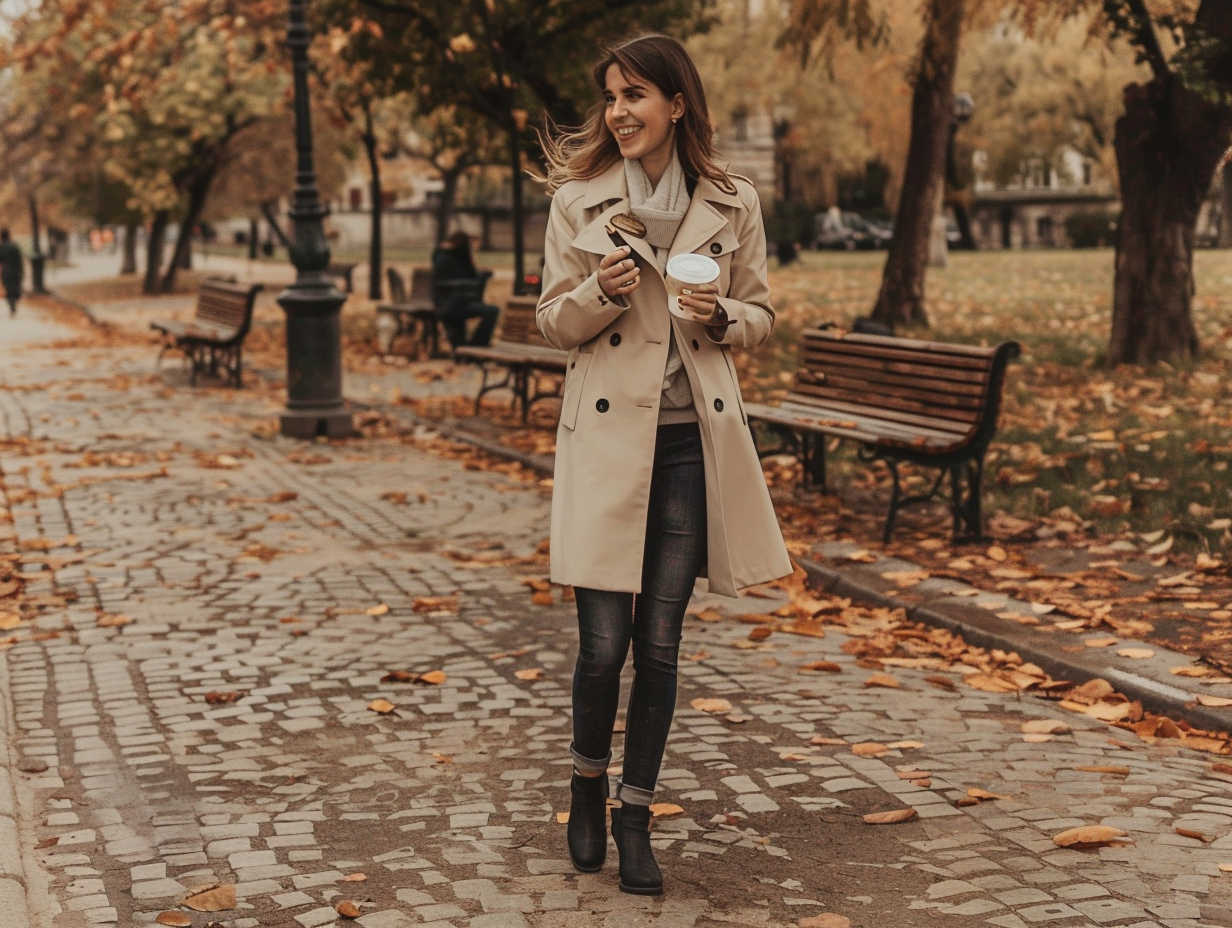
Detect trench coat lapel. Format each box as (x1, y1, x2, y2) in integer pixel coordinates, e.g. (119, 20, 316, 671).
(571, 164, 657, 274)
(667, 199, 727, 262)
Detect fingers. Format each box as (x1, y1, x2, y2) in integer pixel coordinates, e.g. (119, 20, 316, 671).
(676, 291, 718, 318)
(599, 247, 640, 299)
(598, 247, 632, 271)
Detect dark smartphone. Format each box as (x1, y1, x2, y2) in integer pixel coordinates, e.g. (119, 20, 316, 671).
(605, 223, 642, 270)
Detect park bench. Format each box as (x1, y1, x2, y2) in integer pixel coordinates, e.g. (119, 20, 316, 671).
(745, 326, 1020, 542)
(327, 261, 358, 293)
(376, 267, 440, 356)
(150, 279, 263, 389)
(453, 296, 567, 422)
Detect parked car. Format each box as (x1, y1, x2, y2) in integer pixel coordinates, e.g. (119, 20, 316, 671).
(814, 209, 888, 250)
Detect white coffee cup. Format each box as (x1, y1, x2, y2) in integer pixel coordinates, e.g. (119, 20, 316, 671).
(665, 254, 721, 322)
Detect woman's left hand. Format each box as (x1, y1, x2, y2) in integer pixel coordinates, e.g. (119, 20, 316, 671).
(676, 282, 720, 322)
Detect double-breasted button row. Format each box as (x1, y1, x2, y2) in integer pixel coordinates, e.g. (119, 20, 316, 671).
(714, 398, 724, 412)
(609, 333, 621, 347)
(710, 242, 722, 254)
(596, 398, 610, 413)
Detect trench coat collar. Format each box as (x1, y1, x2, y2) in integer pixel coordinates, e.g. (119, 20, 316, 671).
(575, 161, 745, 265)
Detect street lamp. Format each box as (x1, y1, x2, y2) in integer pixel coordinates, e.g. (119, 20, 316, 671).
(277, 0, 352, 439)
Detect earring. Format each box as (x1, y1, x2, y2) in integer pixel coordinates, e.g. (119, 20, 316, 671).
(671, 117, 678, 124)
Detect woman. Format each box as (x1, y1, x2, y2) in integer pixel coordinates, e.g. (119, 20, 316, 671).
(537, 35, 792, 895)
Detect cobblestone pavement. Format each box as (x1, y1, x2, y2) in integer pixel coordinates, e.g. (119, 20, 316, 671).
(3, 305, 1232, 928)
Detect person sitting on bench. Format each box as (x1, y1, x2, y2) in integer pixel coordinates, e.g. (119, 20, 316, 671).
(431, 232, 498, 348)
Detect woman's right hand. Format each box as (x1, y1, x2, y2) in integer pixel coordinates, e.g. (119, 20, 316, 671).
(598, 247, 640, 300)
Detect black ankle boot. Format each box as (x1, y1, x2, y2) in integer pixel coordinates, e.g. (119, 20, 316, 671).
(567, 772, 609, 872)
(611, 802, 663, 895)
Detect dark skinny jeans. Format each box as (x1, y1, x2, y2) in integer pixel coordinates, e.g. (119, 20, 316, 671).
(571, 422, 707, 801)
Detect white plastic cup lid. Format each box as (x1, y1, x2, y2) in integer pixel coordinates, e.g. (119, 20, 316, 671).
(665, 253, 720, 284)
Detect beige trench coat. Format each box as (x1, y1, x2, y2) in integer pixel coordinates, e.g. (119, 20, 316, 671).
(536, 161, 792, 597)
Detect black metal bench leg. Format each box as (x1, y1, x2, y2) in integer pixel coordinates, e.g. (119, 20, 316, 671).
(883, 458, 902, 543)
(805, 433, 827, 489)
(946, 459, 985, 541)
(515, 367, 530, 421)
(949, 465, 965, 538)
(967, 460, 984, 539)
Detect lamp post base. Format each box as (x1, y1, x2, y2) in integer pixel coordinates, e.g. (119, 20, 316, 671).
(30, 252, 47, 295)
(280, 406, 353, 439)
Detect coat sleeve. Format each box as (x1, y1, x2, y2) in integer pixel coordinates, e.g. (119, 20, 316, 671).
(536, 190, 628, 351)
(708, 184, 774, 349)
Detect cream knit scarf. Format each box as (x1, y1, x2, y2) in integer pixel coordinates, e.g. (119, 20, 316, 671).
(624, 149, 693, 414)
(624, 150, 688, 266)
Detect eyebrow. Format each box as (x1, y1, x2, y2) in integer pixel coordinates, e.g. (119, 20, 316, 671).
(605, 82, 648, 94)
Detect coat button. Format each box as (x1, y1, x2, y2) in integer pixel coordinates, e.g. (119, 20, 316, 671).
(596, 398, 610, 413)
(691, 339, 700, 351)
(714, 398, 724, 412)
(609, 333, 621, 347)
(570, 361, 576, 369)
(710, 242, 722, 254)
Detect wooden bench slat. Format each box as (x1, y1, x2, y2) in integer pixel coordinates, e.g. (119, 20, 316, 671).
(800, 363, 989, 398)
(805, 329, 1001, 359)
(747, 402, 967, 451)
(801, 347, 992, 386)
(802, 338, 996, 372)
(791, 382, 986, 422)
(778, 397, 974, 437)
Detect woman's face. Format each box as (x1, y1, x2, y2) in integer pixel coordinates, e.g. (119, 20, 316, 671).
(603, 64, 684, 171)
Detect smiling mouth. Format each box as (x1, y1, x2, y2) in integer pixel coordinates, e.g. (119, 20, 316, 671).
(615, 126, 642, 138)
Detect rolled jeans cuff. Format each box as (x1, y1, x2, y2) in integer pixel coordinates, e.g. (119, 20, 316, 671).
(613, 778, 654, 807)
(570, 744, 611, 776)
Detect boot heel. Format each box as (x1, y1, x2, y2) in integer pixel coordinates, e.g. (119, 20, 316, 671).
(611, 801, 663, 895)
(567, 772, 608, 872)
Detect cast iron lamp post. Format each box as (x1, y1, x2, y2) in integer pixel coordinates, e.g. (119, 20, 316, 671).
(277, 0, 352, 439)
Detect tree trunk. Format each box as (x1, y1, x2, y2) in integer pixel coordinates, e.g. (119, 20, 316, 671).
(362, 103, 384, 300)
(121, 222, 138, 274)
(509, 124, 525, 295)
(1220, 159, 1232, 249)
(248, 218, 259, 260)
(143, 211, 169, 295)
(870, 0, 965, 328)
(162, 167, 216, 292)
(261, 202, 293, 250)
(435, 168, 461, 246)
(1108, 76, 1232, 364)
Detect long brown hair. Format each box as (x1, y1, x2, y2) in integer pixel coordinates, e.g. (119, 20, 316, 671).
(539, 35, 734, 195)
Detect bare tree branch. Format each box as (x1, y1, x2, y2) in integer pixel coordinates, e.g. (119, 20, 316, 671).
(1124, 0, 1171, 81)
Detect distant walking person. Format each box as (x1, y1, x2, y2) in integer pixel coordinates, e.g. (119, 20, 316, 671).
(431, 232, 498, 348)
(0, 229, 23, 316)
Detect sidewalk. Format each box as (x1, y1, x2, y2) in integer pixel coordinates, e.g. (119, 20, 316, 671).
(3, 295, 1232, 928)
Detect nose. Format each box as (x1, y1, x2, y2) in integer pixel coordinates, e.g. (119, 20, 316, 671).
(611, 97, 627, 118)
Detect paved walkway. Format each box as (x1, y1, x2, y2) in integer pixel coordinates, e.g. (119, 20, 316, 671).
(1, 303, 1232, 928)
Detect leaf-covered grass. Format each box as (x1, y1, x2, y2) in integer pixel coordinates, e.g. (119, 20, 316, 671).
(749, 247, 1232, 552)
